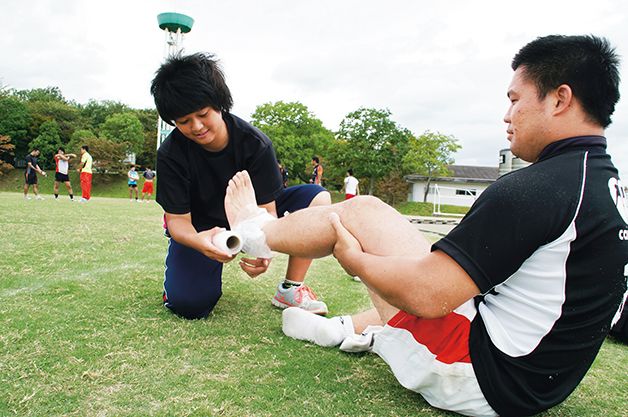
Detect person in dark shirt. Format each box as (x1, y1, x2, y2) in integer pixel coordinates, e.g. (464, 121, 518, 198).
(150, 53, 331, 320)
(223, 35, 627, 417)
(23, 148, 47, 200)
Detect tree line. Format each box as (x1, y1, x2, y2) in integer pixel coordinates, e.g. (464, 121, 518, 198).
(0, 85, 460, 203)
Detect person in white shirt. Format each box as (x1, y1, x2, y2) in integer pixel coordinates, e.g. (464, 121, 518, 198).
(53, 147, 77, 201)
(343, 169, 359, 200)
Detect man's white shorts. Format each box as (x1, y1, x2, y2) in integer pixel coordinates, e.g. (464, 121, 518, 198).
(372, 299, 497, 417)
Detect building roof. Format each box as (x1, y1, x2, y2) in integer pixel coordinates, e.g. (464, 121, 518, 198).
(405, 165, 499, 183)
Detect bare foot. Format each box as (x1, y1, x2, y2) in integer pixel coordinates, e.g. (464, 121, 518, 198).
(225, 171, 262, 228)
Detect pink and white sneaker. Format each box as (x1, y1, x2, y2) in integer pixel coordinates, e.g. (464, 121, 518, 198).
(272, 284, 328, 315)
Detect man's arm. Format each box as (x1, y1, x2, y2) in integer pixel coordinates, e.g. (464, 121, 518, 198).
(55, 153, 71, 161)
(165, 212, 234, 263)
(329, 213, 479, 318)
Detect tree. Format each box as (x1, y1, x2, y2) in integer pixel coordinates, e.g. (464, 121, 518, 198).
(81, 137, 127, 174)
(0, 135, 15, 176)
(67, 129, 97, 154)
(99, 112, 144, 155)
(14, 86, 67, 103)
(334, 108, 411, 194)
(0, 96, 32, 159)
(29, 120, 62, 168)
(26, 100, 81, 145)
(402, 130, 461, 202)
(374, 169, 409, 206)
(250, 101, 334, 183)
(133, 108, 158, 167)
(80, 100, 130, 133)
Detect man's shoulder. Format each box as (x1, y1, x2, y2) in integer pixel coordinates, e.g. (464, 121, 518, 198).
(227, 113, 272, 147)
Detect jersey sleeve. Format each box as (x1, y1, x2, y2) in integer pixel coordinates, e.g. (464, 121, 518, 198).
(247, 143, 283, 205)
(156, 151, 192, 215)
(432, 170, 580, 293)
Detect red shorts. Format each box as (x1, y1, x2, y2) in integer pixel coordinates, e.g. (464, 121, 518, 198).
(372, 300, 497, 417)
(345, 193, 356, 200)
(142, 181, 154, 193)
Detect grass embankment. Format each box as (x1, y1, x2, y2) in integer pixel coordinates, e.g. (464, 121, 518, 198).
(2, 169, 468, 216)
(0, 169, 148, 199)
(0, 192, 625, 416)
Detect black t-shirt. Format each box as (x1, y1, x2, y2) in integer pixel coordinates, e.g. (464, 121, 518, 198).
(156, 113, 283, 231)
(25, 154, 37, 176)
(433, 136, 628, 416)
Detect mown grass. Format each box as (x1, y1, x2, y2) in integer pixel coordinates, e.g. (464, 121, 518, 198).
(0, 191, 625, 416)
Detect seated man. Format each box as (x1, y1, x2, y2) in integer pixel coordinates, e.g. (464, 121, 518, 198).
(223, 34, 627, 417)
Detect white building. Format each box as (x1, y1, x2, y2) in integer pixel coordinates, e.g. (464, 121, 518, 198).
(405, 165, 499, 207)
(405, 149, 530, 208)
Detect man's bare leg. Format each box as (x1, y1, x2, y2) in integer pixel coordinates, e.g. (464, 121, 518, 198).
(283, 191, 331, 284)
(225, 171, 429, 338)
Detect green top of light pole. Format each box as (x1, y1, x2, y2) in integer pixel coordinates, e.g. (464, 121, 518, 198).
(157, 12, 194, 33)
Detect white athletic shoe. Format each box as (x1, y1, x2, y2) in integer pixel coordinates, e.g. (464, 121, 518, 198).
(24, 196, 32, 200)
(36, 196, 44, 200)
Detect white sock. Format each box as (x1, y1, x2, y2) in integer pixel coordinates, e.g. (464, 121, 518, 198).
(314, 315, 354, 347)
(282, 307, 353, 347)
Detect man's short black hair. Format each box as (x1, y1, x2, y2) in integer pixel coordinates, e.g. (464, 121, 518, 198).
(347, 169, 353, 176)
(58, 147, 65, 153)
(81, 145, 89, 152)
(312, 156, 320, 164)
(512, 35, 620, 128)
(150, 52, 233, 126)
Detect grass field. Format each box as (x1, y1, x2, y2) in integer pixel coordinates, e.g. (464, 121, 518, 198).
(0, 191, 625, 416)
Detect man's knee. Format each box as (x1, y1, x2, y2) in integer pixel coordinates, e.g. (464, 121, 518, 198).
(163, 289, 222, 320)
(309, 190, 331, 207)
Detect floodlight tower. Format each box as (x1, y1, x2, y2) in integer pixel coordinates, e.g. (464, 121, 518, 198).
(156, 12, 195, 149)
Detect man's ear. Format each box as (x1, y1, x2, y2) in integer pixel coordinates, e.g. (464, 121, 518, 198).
(552, 84, 574, 115)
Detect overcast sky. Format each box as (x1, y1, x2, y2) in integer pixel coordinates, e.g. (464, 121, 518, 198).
(2, 0, 627, 177)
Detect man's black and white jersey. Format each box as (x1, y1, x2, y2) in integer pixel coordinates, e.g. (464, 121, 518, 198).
(433, 136, 628, 416)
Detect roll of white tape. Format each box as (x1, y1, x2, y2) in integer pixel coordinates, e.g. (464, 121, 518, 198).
(212, 231, 243, 256)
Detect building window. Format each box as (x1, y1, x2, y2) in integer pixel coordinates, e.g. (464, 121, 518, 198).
(456, 189, 476, 196)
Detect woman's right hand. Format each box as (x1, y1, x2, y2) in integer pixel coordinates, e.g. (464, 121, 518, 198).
(196, 227, 235, 263)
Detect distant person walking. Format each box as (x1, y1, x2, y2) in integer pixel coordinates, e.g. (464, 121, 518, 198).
(310, 156, 323, 185)
(278, 160, 289, 188)
(343, 169, 359, 200)
(128, 165, 140, 202)
(53, 147, 76, 201)
(77, 145, 93, 202)
(23, 148, 46, 200)
(141, 167, 156, 202)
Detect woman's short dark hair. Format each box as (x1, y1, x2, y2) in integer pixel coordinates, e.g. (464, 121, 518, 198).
(81, 145, 89, 152)
(150, 52, 233, 125)
(512, 35, 620, 128)
(312, 156, 320, 164)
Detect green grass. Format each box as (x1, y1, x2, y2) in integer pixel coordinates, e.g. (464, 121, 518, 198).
(0, 191, 625, 416)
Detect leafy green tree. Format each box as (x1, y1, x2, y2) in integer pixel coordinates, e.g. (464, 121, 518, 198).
(29, 120, 62, 168)
(133, 109, 158, 167)
(334, 108, 411, 194)
(0, 96, 32, 158)
(99, 112, 144, 154)
(250, 101, 334, 183)
(0, 135, 15, 175)
(14, 86, 66, 103)
(81, 137, 127, 175)
(67, 129, 97, 154)
(80, 100, 130, 133)
(26, 100, 81, 145)
(402, 130, 461, 202)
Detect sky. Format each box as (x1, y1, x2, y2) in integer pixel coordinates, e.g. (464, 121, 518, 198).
(1, 0, 627, 177)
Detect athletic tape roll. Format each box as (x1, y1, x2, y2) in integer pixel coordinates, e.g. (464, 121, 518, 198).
(212, 231, 244, 256)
